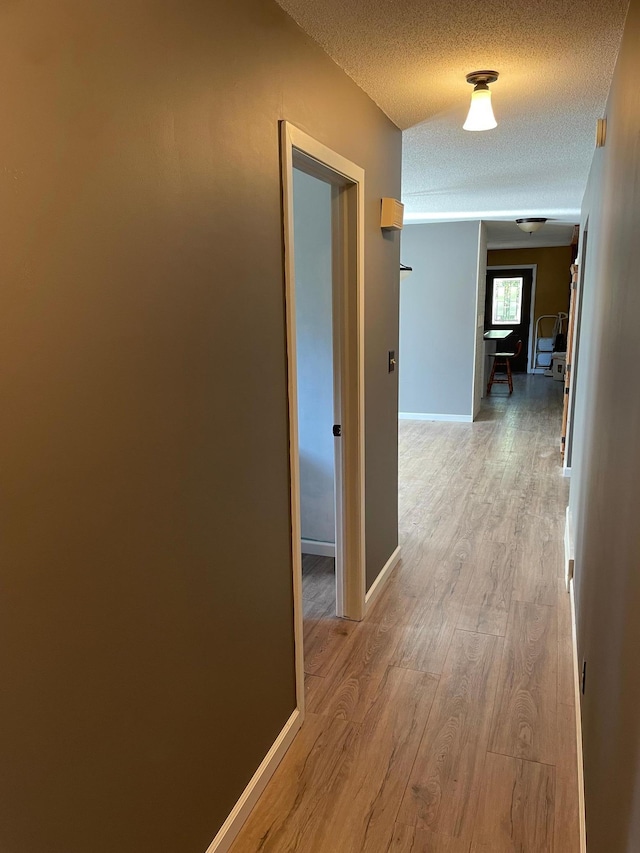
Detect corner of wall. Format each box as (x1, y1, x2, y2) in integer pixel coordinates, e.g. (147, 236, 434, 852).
(472, 221, 489, 419)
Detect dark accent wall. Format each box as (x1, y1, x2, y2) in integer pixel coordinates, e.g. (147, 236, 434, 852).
(0, 2, 401, 851)
(487, 246, 573, 329)
(569, 0, 640, 849)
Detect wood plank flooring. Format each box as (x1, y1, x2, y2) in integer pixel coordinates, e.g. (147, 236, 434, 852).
(230, 375, 579, 853)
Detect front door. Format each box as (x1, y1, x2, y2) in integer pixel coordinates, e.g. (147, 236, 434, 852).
(485, 268, 533, 372)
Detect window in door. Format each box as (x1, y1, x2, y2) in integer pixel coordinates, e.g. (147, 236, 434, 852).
(492, 276, 523, 325)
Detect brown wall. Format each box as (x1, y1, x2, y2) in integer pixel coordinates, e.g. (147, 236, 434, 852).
(487, 245, 573, 331)
(568, 0, 640, 849)
(0, 2, 401, 851)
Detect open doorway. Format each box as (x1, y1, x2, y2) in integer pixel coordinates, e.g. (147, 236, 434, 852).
(280, 122, 366, 716)
(564, 222, 588, 470)
(292, 168, 339, 636)
(485, 266, 535, 372)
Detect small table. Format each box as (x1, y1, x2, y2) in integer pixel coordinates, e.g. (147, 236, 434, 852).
(483, 330, 513, 396)
(483, 330, 514, 341)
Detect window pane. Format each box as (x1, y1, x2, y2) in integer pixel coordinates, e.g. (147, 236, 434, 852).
(492, 277, 523, 325)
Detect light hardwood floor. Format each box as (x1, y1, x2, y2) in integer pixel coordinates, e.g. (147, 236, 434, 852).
(230, 375, 579, 853)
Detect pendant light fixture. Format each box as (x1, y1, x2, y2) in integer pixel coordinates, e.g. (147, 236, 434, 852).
(516, 218, 548, 234)
(463, 71, 499, 132)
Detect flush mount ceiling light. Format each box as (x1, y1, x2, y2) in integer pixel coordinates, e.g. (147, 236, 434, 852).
(516, 217, 548, 234)
(463, 70, 499, 131)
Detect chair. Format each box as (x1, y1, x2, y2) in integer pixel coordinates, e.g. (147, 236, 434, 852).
(487, 339, 523, 395)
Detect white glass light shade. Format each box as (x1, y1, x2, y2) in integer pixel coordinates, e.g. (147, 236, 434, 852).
(463, 87, 497, 131)
(516, 219, 547, 233)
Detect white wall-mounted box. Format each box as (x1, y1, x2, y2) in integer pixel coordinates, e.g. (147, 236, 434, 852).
(381, 197, 404, 230)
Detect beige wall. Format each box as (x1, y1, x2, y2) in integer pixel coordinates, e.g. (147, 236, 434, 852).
(568, 0, 640, 849)
(0, 2, 401, 851)
(488, 245, 574, 329)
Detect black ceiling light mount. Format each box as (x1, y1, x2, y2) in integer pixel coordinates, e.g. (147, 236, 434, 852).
(465, 70, 499, 88)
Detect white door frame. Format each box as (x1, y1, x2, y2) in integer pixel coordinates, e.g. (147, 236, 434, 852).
(280, 121, 366, 715)
(486, 264, 538, 373)
(563, 227, 587, 473)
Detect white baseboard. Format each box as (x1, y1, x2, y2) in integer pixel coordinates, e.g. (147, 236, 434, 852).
(301, 539, 336, 558)
(569, 579, 587, 853)
(365, 545, 401, 613)
(398, 412, 473, 423)
(564, 506, 575, 590)
(204, 708, 302, 853)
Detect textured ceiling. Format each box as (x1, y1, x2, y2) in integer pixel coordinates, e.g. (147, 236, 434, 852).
(276, 0, 628, 225)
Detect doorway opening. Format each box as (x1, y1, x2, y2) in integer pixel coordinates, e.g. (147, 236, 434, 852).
(292, 167, 340, 658)
(564, 222, 588, 470)
(280, 122, 366, 716)
(485, 266, 536, 372)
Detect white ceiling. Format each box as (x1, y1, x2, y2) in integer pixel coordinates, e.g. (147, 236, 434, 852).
(276, 0, 628, 233)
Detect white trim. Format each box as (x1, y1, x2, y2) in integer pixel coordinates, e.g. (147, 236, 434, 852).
(487, 241, 574, 251)
(487, 264, 538, 374)
(399, 412, 473, 423)
(471, 221, 487, 419)
(564, 231, 587, 468)
(564, 505, 575, 590)
(356, 176, 367, 622)
(281, 121, 367, 632)
(365, 545, 401, 612)
(301, 539, 336, 558)
(563, 466, 572, 478)
(569, 579, 587, 853)
(283, 122, 366, 623)
(330, 184, 346, 617)
(404, 209, 580, 224)
(204, 709, 302, 853)
(281, 124, 307, 716)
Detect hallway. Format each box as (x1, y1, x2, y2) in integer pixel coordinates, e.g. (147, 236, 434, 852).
(231, 376, 579, 852)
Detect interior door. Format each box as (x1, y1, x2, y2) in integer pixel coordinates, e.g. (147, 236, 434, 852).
(485, 268, 533, 372)
(561, 262, 578, 457)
